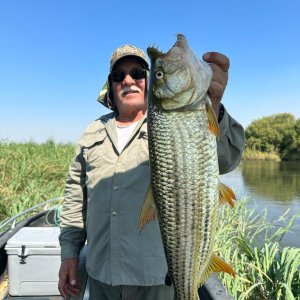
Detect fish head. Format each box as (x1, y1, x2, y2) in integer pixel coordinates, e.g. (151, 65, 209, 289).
(147, 34, 212, 110)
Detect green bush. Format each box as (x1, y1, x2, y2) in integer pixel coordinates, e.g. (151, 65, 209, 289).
(245, 113, 300, 160)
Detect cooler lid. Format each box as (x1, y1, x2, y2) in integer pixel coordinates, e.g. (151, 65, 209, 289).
(5, 227, 60, 249)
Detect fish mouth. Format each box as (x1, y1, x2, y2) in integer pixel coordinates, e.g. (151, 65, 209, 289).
(154, 82, 176, 100)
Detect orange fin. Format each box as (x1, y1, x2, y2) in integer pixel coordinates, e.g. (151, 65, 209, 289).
(219, 182, 236, 208)
(139, 185, 157, 230)
(198, 253, 236, 285)
(210, 253, 235, 277)
(206, 101, 221, 138)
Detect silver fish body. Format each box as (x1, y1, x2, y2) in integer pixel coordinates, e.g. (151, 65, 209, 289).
(140, 34, 235, 300)
(148, 108, 219, 300)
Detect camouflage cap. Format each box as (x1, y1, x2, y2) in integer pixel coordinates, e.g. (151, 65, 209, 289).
(97, 44, 149, 110)
(109, 44, 149, 72)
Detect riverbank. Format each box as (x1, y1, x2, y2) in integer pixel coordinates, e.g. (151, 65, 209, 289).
(243, 149, 300, 161)
(242, 149, 281, 161)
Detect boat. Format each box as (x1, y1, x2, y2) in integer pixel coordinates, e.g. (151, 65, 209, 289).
(0, 198, 233, 300)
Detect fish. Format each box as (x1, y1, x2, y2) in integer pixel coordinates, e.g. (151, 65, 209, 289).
(140, 34, 236, 300)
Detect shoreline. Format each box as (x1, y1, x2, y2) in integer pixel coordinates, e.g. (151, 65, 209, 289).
(243, 149, 300, 161)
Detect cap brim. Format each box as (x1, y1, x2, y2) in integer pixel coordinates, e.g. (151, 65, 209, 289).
(97, 80, 111, 109)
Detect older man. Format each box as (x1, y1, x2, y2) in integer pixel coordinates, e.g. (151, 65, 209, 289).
(58, 44, 245, 300)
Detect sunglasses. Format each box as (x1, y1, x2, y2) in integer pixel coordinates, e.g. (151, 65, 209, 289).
(110, 68, 146, 82)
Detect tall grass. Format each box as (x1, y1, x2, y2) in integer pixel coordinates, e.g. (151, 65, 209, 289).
(216, 198, 300, 300)
(0, 140, 75, 222)
(243, 149, 281, 161)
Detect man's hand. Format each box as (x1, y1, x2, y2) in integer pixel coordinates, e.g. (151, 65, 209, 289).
(58, 258, 80, 299)
(203, 52, 230, 116)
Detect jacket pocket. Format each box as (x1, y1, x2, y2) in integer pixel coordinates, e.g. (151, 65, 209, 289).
(80, 129, 107, 170)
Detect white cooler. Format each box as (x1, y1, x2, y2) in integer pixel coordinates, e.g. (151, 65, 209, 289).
(5, 227, 61, 296)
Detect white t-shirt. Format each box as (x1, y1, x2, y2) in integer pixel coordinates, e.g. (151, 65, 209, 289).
(116, 121, 139, 152)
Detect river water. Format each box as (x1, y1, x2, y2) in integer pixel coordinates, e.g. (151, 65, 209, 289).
(221, 161, 300, 248)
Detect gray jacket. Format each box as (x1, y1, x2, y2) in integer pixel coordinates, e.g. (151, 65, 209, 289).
(59, 107, 245, 285)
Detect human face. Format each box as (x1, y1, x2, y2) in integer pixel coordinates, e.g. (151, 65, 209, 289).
(111, 57, 147, 115)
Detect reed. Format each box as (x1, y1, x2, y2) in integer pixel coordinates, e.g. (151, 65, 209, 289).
(216, 197, 300, 300)
(0, 140, 75, 222)
(243, 149, 281, 161)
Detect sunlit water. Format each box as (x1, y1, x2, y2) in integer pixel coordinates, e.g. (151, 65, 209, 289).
(221, 161, 300, 248)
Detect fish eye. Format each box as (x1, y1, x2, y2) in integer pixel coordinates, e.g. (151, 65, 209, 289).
(155, 70, 164, 79)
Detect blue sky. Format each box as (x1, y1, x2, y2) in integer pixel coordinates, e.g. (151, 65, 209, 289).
(1, 0, 299, 143)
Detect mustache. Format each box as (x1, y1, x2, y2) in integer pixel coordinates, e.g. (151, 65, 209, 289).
(119, 85, 141, 96)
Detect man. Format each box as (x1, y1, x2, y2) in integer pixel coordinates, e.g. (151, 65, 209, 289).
(58, 44, 245, 299)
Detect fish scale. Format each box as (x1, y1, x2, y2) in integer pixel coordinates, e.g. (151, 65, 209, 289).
(140, 33, 236, 300)
(148, 106, 219, 300)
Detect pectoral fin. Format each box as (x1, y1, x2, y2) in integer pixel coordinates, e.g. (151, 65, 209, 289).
(219, 182, 236, 208)
(139, 185, 157, 230)
(206, 101, 221, 138)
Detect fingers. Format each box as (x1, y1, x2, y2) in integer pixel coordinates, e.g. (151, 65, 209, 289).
(210, 63, 228, 88)
(202, 52, 230, 115)
(58, 262, 68, 299)
(58, 258, 80, 299)
(202, 52, 230, 72)
(68, 259, 78, 286)
(64, 282, 81, 298)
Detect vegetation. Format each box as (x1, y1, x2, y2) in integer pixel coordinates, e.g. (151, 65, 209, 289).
(245, 113, 300, 161)
(0, 140, 74, 222)
(216, 198, 300, 300)
(1, 141, 300, 299)
(242, 149, 280, 161)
